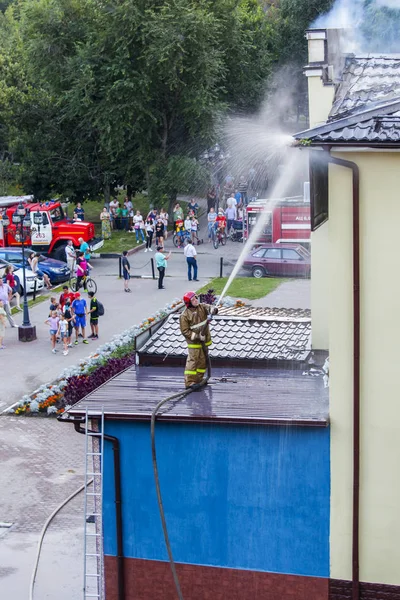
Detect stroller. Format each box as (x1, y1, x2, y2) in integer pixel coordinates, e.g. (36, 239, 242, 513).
(229, 219, 244, 242)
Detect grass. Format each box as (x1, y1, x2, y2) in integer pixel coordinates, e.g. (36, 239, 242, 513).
(196, 277, 285, 300)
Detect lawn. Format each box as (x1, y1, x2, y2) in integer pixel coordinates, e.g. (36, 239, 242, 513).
(72, 194, 152, 254)
(196, 276, 284, 300)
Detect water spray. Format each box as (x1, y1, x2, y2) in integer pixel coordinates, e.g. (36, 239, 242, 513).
(218, 148, 304, 306)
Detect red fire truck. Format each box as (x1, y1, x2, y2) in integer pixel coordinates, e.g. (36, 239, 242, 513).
(245, 196, 311, 246)
(0, 196, 103, 260)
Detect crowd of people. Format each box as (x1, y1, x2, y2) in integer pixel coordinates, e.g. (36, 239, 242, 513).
(98, 198, 170, 246)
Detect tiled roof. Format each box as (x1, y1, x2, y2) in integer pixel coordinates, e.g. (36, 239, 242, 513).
(218, 306, 311, 320)
(294, 55, 400, 146)
(138, 313, 311, 362)
(329, 56, 400, 120)
(67, 365, 328, 426)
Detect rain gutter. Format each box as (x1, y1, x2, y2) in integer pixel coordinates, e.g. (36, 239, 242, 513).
(58, 414, 125, 600)
(326, 152, 361, 600)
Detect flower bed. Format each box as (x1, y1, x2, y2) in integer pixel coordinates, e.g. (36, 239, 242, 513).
(12, 294, 240, 416)
(13, 299, 183, 416)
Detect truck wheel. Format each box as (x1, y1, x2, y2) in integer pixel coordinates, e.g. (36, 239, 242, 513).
(252, 266, 265, 279)
(53, 244, 68, 262)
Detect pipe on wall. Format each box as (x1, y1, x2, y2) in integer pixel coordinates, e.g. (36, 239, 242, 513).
(58, 414, 125, 600)
(326, 153, 360, 600)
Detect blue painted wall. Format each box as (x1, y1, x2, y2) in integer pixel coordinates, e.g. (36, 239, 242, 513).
(103, 421, 330, 577)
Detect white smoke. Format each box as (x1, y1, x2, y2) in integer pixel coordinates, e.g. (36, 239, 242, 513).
(313, 0, 400, 53)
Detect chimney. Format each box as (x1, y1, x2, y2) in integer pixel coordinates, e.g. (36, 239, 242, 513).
(304, 28, 347, 128)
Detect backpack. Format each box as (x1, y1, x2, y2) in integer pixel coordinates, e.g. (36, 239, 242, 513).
(97, 300, 105, 316)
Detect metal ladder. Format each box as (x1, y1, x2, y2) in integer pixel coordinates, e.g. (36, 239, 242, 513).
(83, 408, 105, 599)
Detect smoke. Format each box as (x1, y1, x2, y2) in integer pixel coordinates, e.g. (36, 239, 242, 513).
(313, 0, 400, 53)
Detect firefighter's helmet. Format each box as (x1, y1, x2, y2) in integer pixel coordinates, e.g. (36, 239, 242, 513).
(183, 291, 196, 307)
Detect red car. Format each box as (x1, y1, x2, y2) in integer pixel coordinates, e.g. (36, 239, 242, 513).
(242, 243, 311, 278)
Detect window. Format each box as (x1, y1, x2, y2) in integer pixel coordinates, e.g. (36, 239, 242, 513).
(6, 252, 22, 264)
(41, 213, 49, 226)
(310, 151, 329, 230)
(50, 207, 64, 222)
(282, 249, 301, 260)
(252, 248, 266, 258)
(265, 249, 281, 259)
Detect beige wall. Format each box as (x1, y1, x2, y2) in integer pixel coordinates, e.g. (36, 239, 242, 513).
(310, 222, 329, 349)
(328, 151, 400, 584)
(307, 76, 335, 128)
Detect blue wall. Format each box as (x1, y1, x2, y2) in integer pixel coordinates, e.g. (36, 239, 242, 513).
(103, 421, 330, 577)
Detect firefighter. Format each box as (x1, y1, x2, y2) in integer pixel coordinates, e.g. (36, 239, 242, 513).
(180, 291, 218, 388)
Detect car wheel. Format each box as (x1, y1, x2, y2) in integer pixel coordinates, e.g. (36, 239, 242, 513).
(252, 266, 265, 279)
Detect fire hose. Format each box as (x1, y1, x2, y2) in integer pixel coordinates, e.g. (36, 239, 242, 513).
(150, 316, 212, 600)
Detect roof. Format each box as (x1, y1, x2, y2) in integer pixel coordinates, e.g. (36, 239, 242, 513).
(217, 306, 311, 319)
(295, 55, 400, 146)
(66, 365, 329, 427)
(138, 312, 312, 363)
(329, 56, 400, 121)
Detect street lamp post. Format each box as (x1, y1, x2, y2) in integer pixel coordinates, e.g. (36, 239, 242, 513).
(11, 202, 41, 342)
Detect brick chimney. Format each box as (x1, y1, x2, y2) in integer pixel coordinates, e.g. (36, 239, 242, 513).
(304, 28, 347, 127)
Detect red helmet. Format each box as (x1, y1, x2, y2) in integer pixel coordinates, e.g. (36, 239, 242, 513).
(183, 291, 196, 307)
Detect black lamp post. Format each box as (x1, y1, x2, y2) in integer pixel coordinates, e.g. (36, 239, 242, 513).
(11, 202, 42, 342)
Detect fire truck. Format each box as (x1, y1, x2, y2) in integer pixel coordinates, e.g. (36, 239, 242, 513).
(0, 196, 103, 260)
(245, 196, 311, 246)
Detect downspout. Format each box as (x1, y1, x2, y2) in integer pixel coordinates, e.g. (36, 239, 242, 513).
(58, 415, 125, 600)
(326, 154, 360, 600)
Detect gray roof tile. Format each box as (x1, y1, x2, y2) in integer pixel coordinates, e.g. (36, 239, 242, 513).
(139, 312, 311, 363)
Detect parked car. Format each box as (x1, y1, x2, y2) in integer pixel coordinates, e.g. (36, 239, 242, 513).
(242, 243, 311, 278)
(0, 257, 45, 294)
(0, 248, 70, 284)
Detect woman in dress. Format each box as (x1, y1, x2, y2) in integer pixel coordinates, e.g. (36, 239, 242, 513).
(28, 252, 52, 289)
(160, 207, 169, 240)
(0, 300, 6, 349)
(100, 207, 112, 240)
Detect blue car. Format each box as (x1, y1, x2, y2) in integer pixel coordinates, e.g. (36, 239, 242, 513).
(0, 247, 71, 284)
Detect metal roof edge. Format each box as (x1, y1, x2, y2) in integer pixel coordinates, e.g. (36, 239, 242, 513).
(65, 409, 329, 428)
(294, 98, 400, 140)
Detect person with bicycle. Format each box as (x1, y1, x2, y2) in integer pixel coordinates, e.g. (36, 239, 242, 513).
(75, 252, 93, 291)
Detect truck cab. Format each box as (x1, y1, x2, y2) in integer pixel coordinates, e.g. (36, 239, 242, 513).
(0, 197, 103, 261)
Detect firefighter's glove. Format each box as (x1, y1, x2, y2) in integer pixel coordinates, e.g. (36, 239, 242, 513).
(211, 306, 218, 315)
(199, 333, 206, 342)
(190, 332, 198, 341)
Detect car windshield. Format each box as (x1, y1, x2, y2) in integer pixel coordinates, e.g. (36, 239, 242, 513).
(296, 246, 310, 258)
(49, 206, 64, 222)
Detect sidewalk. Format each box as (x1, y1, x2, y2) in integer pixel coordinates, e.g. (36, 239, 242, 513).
(0, 266, 196, 411)
(248, 279, 310, 309)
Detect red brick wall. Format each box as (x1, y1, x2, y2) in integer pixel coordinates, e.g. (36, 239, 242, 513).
(329, 579, 400, 600)
(104, 556, 328, 600)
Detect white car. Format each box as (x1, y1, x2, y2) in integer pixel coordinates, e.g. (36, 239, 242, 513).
(0, 258, 44, 294)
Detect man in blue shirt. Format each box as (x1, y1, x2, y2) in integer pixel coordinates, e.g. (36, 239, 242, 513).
(154, 246, 171, 289)
(78, 237, 91, 261)
(72, 292, 89, 344)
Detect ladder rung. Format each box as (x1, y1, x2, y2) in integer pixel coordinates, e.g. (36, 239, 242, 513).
(86, 493, 101, 497)
(86, 514, 101, 517)
(87, 452, 102, 456)
(86, 533, 100, 537)
(84, 595, 100, 598)
(85, 553, 101, 557)
(86, 574, 100, 577)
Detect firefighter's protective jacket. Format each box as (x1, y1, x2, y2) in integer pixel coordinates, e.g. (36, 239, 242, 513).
(180, 303, 214, 347)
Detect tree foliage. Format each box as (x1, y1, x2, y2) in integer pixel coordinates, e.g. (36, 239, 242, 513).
(0, 0, 336, 201)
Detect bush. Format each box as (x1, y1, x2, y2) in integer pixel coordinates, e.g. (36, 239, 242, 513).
(63, 355, 135, 406)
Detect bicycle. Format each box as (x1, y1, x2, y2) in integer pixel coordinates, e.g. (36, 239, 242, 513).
(69, 272, 97, 294)
(213, 226, 226, 249)
(173, 230, 191, 248)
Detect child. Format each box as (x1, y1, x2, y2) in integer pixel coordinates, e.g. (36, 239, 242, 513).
(58, 313, 69, 355)
(49, 296, 60, 315)
(63, 299, 74, 348)
(191, 216, 199, 244)
(175, 217, 185, 249)
(45, 310, 60, 354)
(0, 300, 6, 349)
